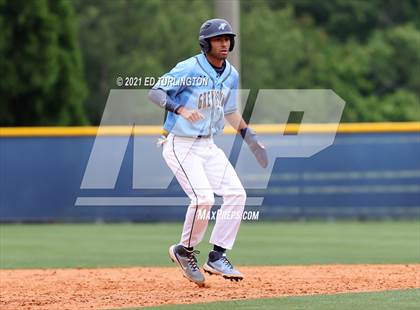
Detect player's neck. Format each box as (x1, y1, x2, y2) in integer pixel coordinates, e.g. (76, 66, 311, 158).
(205, 54, 224, 68)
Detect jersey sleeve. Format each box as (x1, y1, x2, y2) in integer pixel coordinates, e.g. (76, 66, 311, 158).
(153, 60, 191, 97)
(223, 73, 239, 115)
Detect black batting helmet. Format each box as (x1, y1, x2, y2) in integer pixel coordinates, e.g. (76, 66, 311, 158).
(198, 18, 236, 53)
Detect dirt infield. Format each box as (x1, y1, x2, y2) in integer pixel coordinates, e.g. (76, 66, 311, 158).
(0, 264, 418, 309)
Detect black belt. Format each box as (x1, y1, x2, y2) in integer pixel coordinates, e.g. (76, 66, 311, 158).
(197, 134, 211, 139)
(170, 134, 211, 139)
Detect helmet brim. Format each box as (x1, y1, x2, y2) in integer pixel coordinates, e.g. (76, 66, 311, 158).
(199, 32, 236, 40)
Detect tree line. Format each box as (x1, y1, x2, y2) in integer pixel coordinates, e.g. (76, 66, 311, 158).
(0, 0, 419, 125)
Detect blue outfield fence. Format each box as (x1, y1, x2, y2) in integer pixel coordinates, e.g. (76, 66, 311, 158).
(0, 124, 419, 222)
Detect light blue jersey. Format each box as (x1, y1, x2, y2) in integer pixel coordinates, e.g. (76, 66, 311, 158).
(153, 53, 239, 137)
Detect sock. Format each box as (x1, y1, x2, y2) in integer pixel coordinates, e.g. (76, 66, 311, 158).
(213, 244, 226, 253)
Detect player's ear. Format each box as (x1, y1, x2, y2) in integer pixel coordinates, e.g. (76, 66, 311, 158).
(199, 38, 211, 53)
(206, 39, 211, 52)
(229, 36, 235, 51)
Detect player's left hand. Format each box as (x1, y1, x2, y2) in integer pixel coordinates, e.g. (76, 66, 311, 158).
(177, 107, 205, 122)
(240, 127, 268, 168)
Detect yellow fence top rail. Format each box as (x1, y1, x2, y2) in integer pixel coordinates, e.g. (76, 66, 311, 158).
(0, 122, 419, 137)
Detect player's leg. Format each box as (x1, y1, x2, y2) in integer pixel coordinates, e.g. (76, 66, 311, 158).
(163, 134, 215, 286)
(201, 142, 246, 280)
(203, 145, 246, 249)
(162, 134, 214, 248)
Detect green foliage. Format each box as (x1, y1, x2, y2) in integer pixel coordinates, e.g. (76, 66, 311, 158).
(240, 1, 420, 122)
(73, 0, 211, 124)
(267, 0, 420, 41)
(1, 0, 419, 125)
(0, 0, 87, 126)
(241, 5, 312, 90)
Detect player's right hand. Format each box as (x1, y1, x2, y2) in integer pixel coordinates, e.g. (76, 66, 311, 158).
(177, 107, 204, 122)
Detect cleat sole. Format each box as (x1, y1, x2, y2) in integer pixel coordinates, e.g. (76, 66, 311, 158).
(203, 263, 243, 281)
(223, 275, 243, 281)
(169, 245, 206, 287)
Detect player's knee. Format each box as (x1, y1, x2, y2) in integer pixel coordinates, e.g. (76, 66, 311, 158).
(224, 188, 247, 206)
(194, 195, 215, 207)
(236, 188, 247, 205)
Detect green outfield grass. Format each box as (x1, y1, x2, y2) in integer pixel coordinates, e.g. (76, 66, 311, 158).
(135, 289, 420, 310)
(0, 221, 419, 269)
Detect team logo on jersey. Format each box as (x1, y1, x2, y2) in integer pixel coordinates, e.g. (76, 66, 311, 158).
(218, 23, 227, 30)
(198, 90, 225, 110)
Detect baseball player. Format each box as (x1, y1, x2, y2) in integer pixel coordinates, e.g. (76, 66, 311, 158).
(148, 18, 267, 286)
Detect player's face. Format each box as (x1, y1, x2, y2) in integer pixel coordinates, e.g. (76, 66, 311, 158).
(208, 35, 231, 60)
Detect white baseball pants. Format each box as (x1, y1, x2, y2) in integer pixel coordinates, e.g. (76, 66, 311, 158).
(162, 133, 246, 250)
